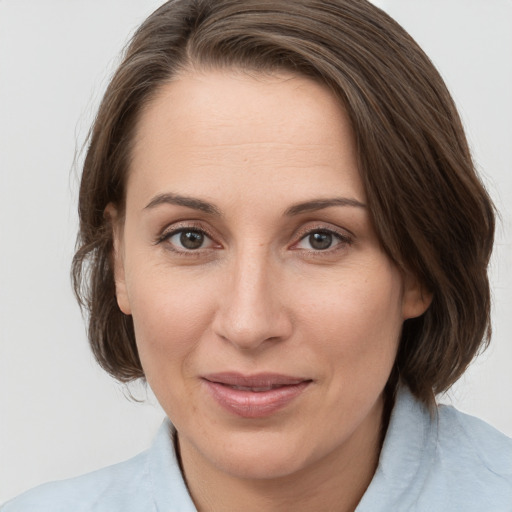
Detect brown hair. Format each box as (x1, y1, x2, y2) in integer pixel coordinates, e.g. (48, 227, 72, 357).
(72, 0, 495, 406)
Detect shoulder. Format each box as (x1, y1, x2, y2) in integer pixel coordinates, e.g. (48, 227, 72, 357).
(1, 420, 195, 512)
(419, 397, 512, 510)
(421, 402, 512, 511)
(436, 401, 512, 478)
(0, 451, 153, 512)
(359, 387, 512, 511)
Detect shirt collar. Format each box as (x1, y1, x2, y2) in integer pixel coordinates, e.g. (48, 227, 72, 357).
(148, 420, 197, 511)
(356, 386, 437, 510)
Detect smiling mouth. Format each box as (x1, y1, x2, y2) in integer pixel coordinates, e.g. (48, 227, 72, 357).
(202, 372, 312, 418)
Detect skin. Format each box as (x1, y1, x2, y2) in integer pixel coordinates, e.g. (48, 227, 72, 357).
(110, 70, 431, 512)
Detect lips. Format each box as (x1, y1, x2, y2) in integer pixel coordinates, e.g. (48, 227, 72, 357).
(202, 372, 312, 418)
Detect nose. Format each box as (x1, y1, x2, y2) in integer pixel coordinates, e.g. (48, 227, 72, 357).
(212, 248, 293, 351)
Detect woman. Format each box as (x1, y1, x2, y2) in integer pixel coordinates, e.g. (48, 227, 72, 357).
(3, 0, 511, 510)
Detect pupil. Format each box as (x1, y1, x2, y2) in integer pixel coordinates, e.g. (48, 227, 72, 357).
(180, 231, 204, 249)
(310, 232, 332, 250)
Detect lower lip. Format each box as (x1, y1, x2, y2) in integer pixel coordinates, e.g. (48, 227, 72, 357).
(202, 380, 311, 418)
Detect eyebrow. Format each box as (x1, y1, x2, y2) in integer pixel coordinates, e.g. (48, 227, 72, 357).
(284, 198, 366, 216)
(144, 193, 366, 217)
(144, 193, 221, 216)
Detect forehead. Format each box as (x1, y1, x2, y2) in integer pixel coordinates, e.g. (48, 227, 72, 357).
(128, 69, 365, 206)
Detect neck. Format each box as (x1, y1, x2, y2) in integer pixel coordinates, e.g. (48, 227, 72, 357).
(178, 396, 387, 512)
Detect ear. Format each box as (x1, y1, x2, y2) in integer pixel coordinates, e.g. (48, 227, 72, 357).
(105, 203, 132, 315)
(401, 271, 433, 320)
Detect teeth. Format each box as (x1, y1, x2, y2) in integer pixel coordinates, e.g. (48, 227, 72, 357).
(230, 385, 277, 392)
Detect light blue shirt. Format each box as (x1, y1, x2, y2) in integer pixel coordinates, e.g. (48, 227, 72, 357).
(3, 387, 512, 511)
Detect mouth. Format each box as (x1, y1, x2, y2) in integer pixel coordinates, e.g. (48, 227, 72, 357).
(201, 372, 313, 418)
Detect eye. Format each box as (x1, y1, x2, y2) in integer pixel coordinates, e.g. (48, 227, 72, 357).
(294, 229, 350, 251)
(161, 228, 216, 251)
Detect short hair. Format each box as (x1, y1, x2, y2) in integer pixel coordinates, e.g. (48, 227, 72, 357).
(72, 0, 495, 406)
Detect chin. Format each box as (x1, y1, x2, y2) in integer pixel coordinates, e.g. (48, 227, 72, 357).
(190, 427, 319, 481)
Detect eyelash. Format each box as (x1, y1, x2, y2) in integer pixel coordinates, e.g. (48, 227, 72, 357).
(156, 223, 218, 256)
(291, 227, 353, 254)
(155, 224, 353, 256)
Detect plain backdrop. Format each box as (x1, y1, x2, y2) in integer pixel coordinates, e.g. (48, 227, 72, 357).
(1, 0, 511, 503)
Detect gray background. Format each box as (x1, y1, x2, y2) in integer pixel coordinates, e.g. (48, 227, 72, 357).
(1, 0, 511, 503)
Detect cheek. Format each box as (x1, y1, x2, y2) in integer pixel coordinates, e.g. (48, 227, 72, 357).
(293, 262, 404, 374)
(125, 266, 217, 381)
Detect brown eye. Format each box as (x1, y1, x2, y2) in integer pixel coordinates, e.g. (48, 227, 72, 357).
(180, 230, 205, 250)
(162, 228, 215, 251)
(294, 229, 351, 252)
(308, 232, 333, 250)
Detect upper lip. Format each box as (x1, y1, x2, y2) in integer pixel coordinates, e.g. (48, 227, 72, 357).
(202, 372, 311, 388)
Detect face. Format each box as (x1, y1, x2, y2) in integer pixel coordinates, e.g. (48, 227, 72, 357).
(112, 70, 428, 481)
